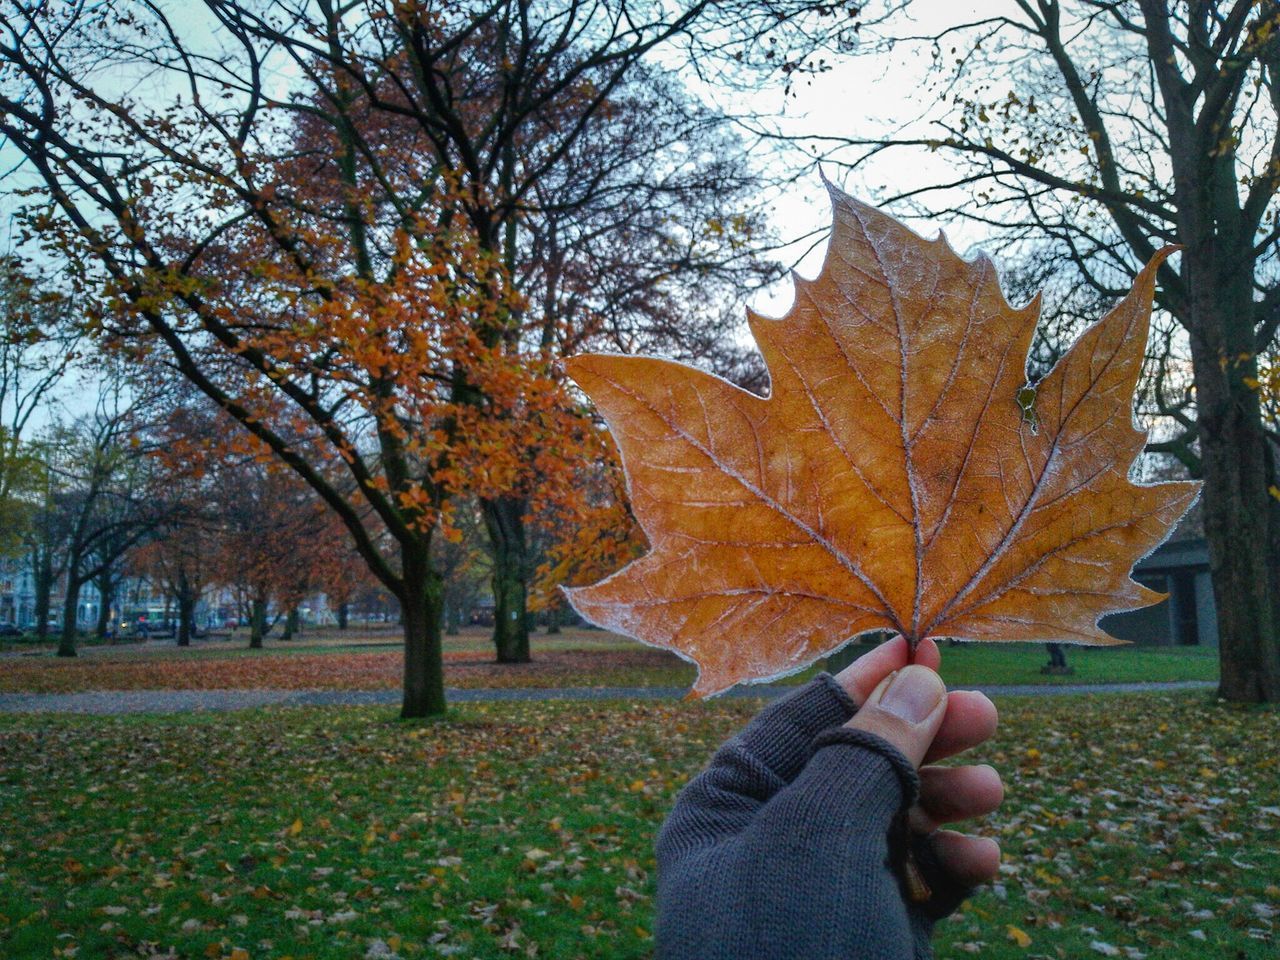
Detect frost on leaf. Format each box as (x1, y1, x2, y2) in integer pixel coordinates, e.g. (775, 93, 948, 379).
(564, 185, 1199, 697)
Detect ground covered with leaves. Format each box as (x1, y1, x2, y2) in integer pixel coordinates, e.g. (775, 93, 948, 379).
(1, 691, 1274, 960)
(0, 646, 680, 695)
(0, 630, 1219, 694)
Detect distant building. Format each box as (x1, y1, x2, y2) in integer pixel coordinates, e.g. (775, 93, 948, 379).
(468, 595, 496, 627)
(0, 554, 104, 630)
(0, 556, 36, 627)
(1101, 538, 1217, 647)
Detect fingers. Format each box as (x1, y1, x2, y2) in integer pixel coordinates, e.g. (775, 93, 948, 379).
(928, 830, 1001, 887)
(830, 645, 1003, 899)
(844, 664, 948, 768)
(834, 635, 941, 706)
(924, 690, 998, 764)
(908, 764, 1004, 833)
(911, 637, 941, 673)
(833, 637, 997, 766)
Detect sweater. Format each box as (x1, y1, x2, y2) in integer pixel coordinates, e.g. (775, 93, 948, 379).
(655, 673, 971, 959)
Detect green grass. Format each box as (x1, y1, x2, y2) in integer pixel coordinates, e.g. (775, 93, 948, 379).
(760, 640, 1221, 691)
(925, 640, 1220, 687)
(1, 691, 1273, 959)
(592, 640, 1223, 691)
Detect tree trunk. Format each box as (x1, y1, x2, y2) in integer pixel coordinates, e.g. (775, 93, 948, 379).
(58, 567, 80, 658)
(176, 571, 193, 647)
(1186, 272, 1280, 702)
(282, 606, 300, 640)
(337, 601, 349, 630)
(249, 596, 266, 649)
(95, 569, 113, 642)
(445, 597, 462, 636)
(545, 603, 562, 635)
(483, 496, 530, 663)
(32, 548, 51, 643)
(399, 542, 446, 718)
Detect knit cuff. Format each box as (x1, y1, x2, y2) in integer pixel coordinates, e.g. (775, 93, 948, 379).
(810, 726, 925, 918)
(733, 673, 860, 782)
(811, 728, 975, 926)
(814, 671, 860, 718)
(809, 726, 921, 813)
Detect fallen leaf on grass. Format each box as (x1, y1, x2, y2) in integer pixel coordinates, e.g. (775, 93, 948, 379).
(0, 646, 687, 694)
(0, 694, 1274, 958)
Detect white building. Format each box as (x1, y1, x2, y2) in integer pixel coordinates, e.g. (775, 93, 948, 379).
(0, 554, 107, 630)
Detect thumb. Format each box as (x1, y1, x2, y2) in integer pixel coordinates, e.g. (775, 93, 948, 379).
(845, 665, 948, 768)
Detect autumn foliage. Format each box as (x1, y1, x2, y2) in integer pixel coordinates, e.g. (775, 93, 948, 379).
(568, 188, 1199, 696)
(0, 0, 790, 713)
(529, 432, 645, 614)
(19, 52, 609, 711)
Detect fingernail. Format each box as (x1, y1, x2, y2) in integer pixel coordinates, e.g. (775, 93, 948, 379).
(877, 665, 945, 724)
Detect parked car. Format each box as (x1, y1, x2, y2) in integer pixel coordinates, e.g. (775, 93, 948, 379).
(0, 623, 23, 638)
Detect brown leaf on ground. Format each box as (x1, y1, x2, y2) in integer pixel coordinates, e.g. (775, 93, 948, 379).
(566, 185, 1199, 696)
(0, 646, 689, 694)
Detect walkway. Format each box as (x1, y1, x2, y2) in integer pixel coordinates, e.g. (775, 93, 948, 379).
(0, 680, 1217, 715)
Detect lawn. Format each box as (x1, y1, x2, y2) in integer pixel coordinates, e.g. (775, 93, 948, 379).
(0, 691, 1274, 959)
(0, 628, 1220, 695)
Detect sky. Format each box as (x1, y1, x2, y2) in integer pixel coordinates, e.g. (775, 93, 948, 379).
(2, 0, 1011, 275)
(690, 0, 1015, 314)
(1, 0, 1015, 425)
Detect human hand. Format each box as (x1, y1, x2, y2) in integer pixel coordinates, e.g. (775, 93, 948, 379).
(655, 636, 1002, 959)
(834, 635, 1003, 897)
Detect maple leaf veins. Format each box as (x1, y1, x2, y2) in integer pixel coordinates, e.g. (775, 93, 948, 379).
(564, 184, 1199, 697)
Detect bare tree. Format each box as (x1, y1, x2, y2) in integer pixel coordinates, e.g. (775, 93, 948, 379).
(0, 260, 79, 556)
(46, 380, 163, 655)
(800, 0, 1280, 702)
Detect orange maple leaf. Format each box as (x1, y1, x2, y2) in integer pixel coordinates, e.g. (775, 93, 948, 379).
(565, 186, 1199, 697)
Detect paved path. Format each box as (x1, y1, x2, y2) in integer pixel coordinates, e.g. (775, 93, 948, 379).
(0, 680, 1217, 715)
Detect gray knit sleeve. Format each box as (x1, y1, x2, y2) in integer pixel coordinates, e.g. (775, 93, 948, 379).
(655, 674, 968, 960)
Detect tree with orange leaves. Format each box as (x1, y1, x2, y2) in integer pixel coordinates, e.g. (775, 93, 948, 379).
(140, 388, 385, 644)
(0, 0, 838, 713)
(528, 430, 643, 625)
(130, 518, 215, 648)
(310, 516, 381, 632)
(204, 458, 330, 649)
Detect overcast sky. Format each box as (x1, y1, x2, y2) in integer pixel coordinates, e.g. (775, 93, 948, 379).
(2, 0, 1011, 423)
(705, 0, 1012, 314)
